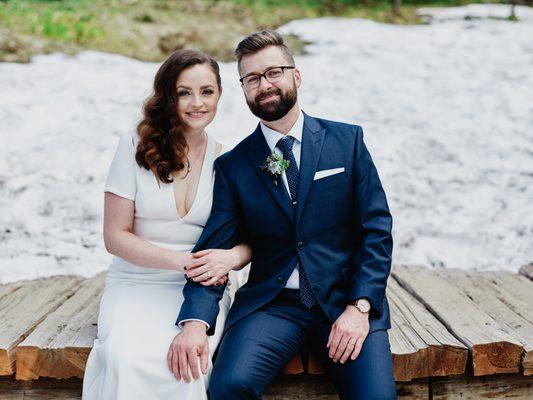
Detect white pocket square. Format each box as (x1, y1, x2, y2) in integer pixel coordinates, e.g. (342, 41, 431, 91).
(313, 167, 345, 181)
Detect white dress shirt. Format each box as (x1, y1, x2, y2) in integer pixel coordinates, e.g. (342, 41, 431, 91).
(260, 110, 304, 289)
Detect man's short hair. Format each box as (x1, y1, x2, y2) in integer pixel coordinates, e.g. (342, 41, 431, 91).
(235, 30, 295, 73)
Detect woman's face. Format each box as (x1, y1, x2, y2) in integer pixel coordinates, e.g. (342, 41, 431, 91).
(175, 64, 221, 135)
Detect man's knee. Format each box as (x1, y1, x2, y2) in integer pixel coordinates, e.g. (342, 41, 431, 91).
(209, 364, 258, 400)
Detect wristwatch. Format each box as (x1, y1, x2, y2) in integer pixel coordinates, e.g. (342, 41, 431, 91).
(349, 298, 371, 314)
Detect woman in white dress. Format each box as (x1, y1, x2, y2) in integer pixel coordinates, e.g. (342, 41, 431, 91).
(82, 50, 251, 400)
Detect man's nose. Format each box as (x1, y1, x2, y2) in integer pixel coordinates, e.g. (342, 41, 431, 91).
(258, 75, 274, 91)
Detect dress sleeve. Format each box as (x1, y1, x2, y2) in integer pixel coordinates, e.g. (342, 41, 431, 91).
(104, 133, 137, 201)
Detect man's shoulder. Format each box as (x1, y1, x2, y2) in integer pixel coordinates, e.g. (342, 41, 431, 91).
(305, 114, 362, 138)
(215, 132, 256, 167)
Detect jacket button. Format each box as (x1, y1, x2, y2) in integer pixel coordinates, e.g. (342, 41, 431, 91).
(277, 276, 284, 284)
(297, 242, 305, 251)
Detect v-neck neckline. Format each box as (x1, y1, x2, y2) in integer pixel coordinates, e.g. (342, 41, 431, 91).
(171, 134, 212, 222)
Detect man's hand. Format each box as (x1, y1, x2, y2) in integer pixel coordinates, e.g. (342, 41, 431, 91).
(167, 321, 209, 382)
(327, 306, 369, 364)
(186, 249, 237, 286)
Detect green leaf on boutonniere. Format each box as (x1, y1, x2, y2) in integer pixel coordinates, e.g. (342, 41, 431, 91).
(261, 153, 290, 186)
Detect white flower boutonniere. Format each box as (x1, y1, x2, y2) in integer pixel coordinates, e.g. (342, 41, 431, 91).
(261, 153, 290, 186)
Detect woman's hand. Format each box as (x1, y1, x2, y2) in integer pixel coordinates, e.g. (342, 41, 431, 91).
(185, 249, 238, 286)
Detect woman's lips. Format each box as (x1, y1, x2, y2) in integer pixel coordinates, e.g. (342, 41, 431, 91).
(186, 111, 208, 119)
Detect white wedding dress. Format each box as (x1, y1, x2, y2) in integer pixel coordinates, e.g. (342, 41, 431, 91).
(82, 133, 232, 400)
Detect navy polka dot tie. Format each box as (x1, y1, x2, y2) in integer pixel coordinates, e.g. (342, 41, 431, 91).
(277, 136, 315, 308)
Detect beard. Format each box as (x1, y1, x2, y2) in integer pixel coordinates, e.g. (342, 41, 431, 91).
(246, 85, 298, 122)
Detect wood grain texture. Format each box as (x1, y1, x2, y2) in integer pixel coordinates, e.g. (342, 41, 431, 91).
(437, 269, 533, 376)
(392, 265, 523, 376)
(388, 278, 468, 381)
(432, 373, 533, 399)
(16, 273, 106, 380)
(0, 276, 83, 376)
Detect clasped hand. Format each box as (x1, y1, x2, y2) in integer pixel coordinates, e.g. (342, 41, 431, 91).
(327, 306, 369, 364)
(185, 249, 236, 286)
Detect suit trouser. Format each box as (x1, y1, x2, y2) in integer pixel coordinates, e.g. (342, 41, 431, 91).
(209, 289, 397, 400)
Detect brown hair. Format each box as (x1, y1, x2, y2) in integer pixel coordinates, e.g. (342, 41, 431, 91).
(135, 49, 221, 184)
(235, 29, 295, 73)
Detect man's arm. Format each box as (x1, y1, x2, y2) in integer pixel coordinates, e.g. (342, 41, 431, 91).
(326, 125, 393, 364)
(176, 157, 243, 335)
(349, 125, 393, 318)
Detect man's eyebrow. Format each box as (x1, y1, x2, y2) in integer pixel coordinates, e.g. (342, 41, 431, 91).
(242, 65, 280, 77)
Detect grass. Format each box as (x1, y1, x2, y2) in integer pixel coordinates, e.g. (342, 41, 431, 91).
(0, 0, 507, 63)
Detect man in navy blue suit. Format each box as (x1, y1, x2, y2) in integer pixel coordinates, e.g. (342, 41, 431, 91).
(169, 30, 396, 399)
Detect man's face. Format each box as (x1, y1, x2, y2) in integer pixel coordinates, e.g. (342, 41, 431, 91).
(239, 46, 301, 122)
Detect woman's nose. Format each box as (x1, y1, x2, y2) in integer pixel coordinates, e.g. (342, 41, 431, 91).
(191, 94, 204, 107)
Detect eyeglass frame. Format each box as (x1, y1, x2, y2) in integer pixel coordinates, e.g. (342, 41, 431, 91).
(239, 65, 296, 89)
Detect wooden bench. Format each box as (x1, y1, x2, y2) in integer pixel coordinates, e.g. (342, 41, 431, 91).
(1, 264, 533, 399)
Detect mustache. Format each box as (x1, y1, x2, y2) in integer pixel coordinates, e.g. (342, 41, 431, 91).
(255, 89, 282, 103)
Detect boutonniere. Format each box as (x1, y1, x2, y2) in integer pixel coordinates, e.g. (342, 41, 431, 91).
(261, 153, 290, 186)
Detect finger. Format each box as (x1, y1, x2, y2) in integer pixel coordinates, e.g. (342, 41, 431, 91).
(200, 343, 209, 374)
(192, 271, 213, 282)
(340, 337, 356, 364)
(188, 256, 209, 269)
(333, 334, 350, 362)
(172, 347, 181, 380)
(328, 329, 342, 358)
(200, 276, 220, 286)
(188, 349, 200, 380)
(167, 347, 174, 377)
(350, 336, 365, 361)
(186, 266, 209, 279)
(179, 348, 190, 382)
(192, 249, 211, 258)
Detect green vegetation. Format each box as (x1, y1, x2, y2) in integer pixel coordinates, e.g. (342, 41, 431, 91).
(0, 0, 505, 63)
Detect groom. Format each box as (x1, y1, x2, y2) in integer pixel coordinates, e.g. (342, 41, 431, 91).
(172, 30, 396, 399)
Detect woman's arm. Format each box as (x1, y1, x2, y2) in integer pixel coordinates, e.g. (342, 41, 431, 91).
(104, 192, 193, 272)
(184, 243, 252, 286)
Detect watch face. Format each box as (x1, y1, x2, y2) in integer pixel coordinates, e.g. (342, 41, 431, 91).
(357, 300, 371, 312)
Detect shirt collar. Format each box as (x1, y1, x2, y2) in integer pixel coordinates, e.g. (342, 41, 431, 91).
(260, 110, 304, 152)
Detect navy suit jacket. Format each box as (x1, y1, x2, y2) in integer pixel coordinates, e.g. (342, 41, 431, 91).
(177, 112, 393, 335)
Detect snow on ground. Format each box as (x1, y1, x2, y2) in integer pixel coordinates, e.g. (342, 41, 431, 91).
(0, 5, 532, 283)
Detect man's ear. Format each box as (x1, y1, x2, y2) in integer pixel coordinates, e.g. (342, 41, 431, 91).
(294, 68, 302, 88)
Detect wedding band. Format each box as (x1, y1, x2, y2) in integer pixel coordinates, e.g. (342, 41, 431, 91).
(206, 271, 211, 278)
(350, 340, 356, 346)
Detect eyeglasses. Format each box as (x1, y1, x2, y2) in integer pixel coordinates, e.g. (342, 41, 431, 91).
(239, 66, 295, 90)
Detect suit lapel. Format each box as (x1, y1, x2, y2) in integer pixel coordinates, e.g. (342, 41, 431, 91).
(244, 124, 294, 222)
(296, 113, 326, 223)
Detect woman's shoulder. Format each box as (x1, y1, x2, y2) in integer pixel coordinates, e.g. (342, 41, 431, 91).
(214, 141, 232, 158)
(116, 131, 139, 151)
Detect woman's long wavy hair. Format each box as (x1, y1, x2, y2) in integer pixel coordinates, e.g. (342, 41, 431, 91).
(135, 50, 222, 184)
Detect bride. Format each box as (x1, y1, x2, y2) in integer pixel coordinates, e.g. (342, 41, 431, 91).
(82, 49, 251, 400)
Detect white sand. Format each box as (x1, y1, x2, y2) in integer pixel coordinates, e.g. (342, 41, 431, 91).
(0, 5, 532, 283)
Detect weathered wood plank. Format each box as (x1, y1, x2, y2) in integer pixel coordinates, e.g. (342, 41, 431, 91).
(16, 273, 106, 380)
(264, 375, 429, 400)
(283, 354, 305, 375)
(388, 278, 468, 381)
(519, 263, 533, 281)
(392, 265, 523, 376)
(0, 376, 82, 400)
(438, 269, 533, 376)
(0, 282, 25, 302)
(0, 276, 83, 376)
(0, 375, 428, 400)
(432, 373, 533, 399)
